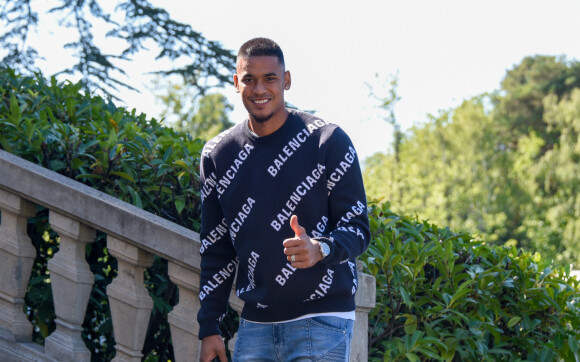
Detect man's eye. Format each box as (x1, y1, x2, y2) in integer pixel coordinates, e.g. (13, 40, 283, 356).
(243, 79, 253, 83)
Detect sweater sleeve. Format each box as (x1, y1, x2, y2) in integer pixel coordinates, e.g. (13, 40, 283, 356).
(318, 127, 370, 266)
(196, 153, 238, 340)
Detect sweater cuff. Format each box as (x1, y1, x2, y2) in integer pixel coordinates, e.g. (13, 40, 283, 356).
(198, 322, 221, 340)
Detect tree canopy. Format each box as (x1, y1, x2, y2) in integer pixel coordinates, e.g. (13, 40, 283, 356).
(363, 55, 580, 266)
(0, 0, 236, 97)
(154, 77, 234, 141)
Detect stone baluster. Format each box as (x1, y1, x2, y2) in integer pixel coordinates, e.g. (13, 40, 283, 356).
(44, 211, 96, 362)
(106, 236, 153, 362)
(0, 190, 37, 342)
(352, 260, 376, 361)
(227, 289, 244, 358)
(167, 262, 201, 361)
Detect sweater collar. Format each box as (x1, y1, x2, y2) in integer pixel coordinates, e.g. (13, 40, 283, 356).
(242, 109, 297, 143)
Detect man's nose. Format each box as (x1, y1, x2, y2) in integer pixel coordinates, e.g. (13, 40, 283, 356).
(254, 79, 266, 93)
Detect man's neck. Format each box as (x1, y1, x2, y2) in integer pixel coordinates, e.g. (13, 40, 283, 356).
(248, 109, 289, 136)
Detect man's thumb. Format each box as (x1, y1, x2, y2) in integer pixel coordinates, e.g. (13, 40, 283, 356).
(290, 215, 306, 238)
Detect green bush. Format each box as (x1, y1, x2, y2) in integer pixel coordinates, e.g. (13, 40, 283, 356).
(0, 68, 203, 228)
(0, 67, 204, 360)
(361, 201, 580, 361)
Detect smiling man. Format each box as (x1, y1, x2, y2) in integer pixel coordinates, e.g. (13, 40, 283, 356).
(197, 37, 370, 362)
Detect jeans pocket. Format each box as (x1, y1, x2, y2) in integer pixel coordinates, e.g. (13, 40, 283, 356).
(308, 317, 352, 361)
(310, 316, 348, 332)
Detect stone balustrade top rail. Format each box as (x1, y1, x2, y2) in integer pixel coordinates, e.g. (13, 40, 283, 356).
(0, 149, 200, 269)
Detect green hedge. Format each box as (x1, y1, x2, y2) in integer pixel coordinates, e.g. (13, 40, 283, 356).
(361, 202, 580, 361)
(1, 68, 579, 361)
(0, 68, 203, 229)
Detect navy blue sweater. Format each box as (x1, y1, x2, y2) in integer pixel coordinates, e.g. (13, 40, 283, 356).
(197, 110, 370, 339)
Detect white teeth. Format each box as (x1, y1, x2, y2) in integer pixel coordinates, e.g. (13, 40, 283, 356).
(254, 99, 268, 104)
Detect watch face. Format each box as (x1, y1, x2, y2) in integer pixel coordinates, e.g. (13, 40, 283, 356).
(320, 242, 330, 256)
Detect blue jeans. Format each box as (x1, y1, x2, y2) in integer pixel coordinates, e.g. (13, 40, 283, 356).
(233, 316, 354, 361)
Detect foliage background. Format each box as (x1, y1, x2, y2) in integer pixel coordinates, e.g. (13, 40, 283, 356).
(2, 66, 580, 361)
(364, 55, 580, 268)
(361, 202, 579, 361)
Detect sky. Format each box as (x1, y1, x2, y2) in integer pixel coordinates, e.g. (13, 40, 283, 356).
(30, 0, 580, 161)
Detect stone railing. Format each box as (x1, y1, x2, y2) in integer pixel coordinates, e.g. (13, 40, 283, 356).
(0, 149, 376, 361)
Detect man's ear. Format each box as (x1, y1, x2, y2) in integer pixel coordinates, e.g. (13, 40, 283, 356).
(233, 73, 240, 93)
(284, 70, 291, 90)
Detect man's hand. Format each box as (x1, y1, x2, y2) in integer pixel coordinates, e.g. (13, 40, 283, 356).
(200, 335, 227, 362)
(283, 215, 323, 268)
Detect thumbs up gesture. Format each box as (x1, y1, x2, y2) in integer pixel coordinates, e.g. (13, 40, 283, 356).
(283, 215, 323, 268)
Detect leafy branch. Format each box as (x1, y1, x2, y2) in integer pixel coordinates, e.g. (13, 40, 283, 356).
(0, 0, 236, 98)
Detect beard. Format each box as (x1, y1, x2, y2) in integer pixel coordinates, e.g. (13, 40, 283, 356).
(249, 111, 274, 124)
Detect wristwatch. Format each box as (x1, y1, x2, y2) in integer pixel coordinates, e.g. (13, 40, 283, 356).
(318, 241, 330, 259)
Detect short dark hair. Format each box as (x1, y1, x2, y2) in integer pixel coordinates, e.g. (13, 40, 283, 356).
(237, 37, 285, 67)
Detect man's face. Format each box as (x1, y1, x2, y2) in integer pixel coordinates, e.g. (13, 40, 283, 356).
(234, 55, 290, 124)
